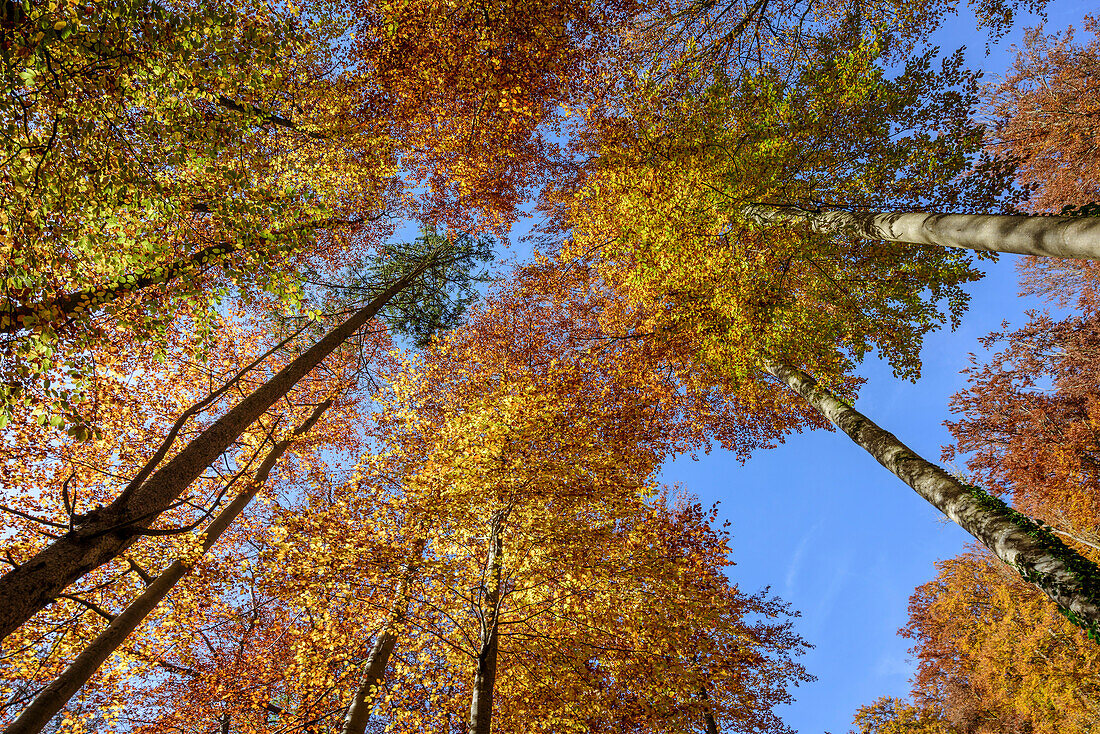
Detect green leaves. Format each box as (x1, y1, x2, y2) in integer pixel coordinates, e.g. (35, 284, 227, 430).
(336, 227, 496, 348)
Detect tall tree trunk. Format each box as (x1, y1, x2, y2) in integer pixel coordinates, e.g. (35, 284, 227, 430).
(744, 205, 1100, 260)
(763, 359, 1100, 638)
(340, 544, 424, 734)
(3, 401, 332, 734)
(0, 218, 356, 334)
(468, 510, 507, 734)
(0, 249, 441, 643)
(698, 682, 719, 734)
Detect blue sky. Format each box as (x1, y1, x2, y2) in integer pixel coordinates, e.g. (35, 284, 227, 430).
(653, 3, 1089, 731)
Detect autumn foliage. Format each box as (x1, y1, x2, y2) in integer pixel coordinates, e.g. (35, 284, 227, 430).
(0, 262, 814, 732)
(6, 0, 1100, 731)
(986, 16, 1100, 214)
(849, 22, 1100, 722)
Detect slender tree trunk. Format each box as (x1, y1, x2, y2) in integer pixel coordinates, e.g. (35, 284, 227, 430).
(763, 359, 1100, 637)
(698, 682, 719, 734)
(468, 510, 506, 734)
(3, 401, 331, 734)
(340, 545, 424, 734)
(0, 250, 441, 643)
(744, 205, 1100, 260)
(0, 218, 356, 334)
(1049, 526, 1100, 553)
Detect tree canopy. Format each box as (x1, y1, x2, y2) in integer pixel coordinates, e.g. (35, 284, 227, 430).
(4, 0, 1100, 732)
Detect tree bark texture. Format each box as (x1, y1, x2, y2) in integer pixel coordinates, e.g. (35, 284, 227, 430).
(764, 359, 1100, 637)
(0, 252, 439, 643)
(3, 401, 332, 734)
(468, 511, 506, 734)
(744, 205, 1100, 260)
(340, 546, 424, 734)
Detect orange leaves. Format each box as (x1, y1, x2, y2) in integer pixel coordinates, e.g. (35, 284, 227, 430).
(349, 0, 641, 231)
(945, 311, 1100, 534)
(900, 547, 1100, 734)
(986, 17, 1100, 214)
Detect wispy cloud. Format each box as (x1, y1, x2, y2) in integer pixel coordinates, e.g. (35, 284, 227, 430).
(785, 521, 821, 594)
(813, 550, 853, 624)
(874, 653, 912, 679)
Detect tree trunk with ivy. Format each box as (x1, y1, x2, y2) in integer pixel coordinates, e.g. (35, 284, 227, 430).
(763, 359, 1100, 639)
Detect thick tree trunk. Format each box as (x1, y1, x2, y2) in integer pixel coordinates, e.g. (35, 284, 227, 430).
(0, 218, 355, 334)
(0, 251, 440, 643)
(3, 401, 331, 734)
(764, 359, 1100, 637)
(340, 547, 423, 734)
(744, 205, 1100, 260)
(468, 511, 506, 734)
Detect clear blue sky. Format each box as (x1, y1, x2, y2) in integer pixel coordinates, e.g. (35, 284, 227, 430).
(655, 3, 1088, 732)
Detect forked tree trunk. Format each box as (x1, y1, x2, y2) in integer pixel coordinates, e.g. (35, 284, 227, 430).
(3, 401, 332, 734)
(340, 544, 425, 734)
(0, 251, 440, 643)
(468, 510, 507, 734)
(744, 205, 1100, 260)
(0, 218, 355, 334)
(764, 359, 1100, 637)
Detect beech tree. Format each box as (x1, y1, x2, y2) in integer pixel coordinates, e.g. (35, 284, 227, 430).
(986, 16, 1100, 214)
(552, 34, 1000, 384)
(0, 0, 648, 435)
(851, 266, 1100, 734)
(2, 401, 334, 733)
(0, 220, 503, 650)
(11, 263, 814, 734)
(0, 297, 379, 728)
(761, 359, 1100, 635)
(0, 246, 436, 644)
(552, 11, 1100, 636)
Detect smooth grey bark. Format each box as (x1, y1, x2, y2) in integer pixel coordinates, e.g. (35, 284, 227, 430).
(468, 510, 506, 734)
(764, 359, 1100, 633)
(340, 547, 423, 734)
(0, 250, 440, 644)
(3, 401, 332, 734)
(744, 205, 1100, 260)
